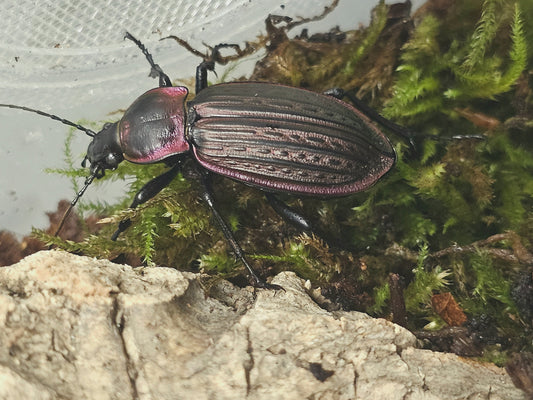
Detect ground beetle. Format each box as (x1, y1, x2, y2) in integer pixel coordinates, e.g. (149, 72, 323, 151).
(0, 32, 413, 288)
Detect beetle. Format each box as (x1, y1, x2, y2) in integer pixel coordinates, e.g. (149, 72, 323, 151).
(0, 32, 412, 288)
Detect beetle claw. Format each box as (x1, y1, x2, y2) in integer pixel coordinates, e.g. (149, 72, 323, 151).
(252, 280, 285, 291)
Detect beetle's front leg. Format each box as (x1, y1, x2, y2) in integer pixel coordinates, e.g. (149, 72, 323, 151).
(199, 173, 283, 290)
(163, 35, 258, 94)
(111, 162, 182, 240)
(161, 35, 215, 94)
(195, 60, 215, 94)
(195, 43, 251, 94)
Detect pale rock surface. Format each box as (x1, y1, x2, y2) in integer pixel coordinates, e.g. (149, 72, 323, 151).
(0, 250, 525, 400)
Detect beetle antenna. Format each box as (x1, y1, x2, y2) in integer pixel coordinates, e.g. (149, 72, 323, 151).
(124, 32, 172, 87)
(0, 104, 96, 137)
(53, 172, 98, 237)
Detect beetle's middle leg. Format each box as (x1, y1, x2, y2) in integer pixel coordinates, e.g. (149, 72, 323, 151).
(265, 193, 345, 249)
(111, 162, 182, 240)
(198, 173, 283, 290)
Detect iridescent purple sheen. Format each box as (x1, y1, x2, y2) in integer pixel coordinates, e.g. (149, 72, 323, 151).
(189, 82, 395, 196)
(119, 86, 189, 163)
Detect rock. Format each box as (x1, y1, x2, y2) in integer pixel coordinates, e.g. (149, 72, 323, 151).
(0, 250, 525, 400)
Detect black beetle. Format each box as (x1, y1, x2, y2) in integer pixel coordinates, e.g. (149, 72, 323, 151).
(0, 32, 411, 288)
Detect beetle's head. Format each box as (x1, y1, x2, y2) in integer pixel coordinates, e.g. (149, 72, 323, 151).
(84, 122, 124, 178)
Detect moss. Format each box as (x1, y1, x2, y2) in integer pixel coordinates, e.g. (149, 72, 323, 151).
(384, 1, 527, 120)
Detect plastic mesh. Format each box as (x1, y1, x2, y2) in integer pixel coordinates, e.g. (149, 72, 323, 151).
(4, 0, 240, 48)
(0, 0, 262, 75)
(0, 0, 332, 89)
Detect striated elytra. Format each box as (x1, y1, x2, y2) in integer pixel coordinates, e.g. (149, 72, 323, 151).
(189, 82, 395, 196)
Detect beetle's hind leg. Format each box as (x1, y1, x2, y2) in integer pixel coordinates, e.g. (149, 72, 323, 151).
(265, 193, 314, 232)
(325, 88, 484, 146)
(324, 88, 416, 148)
(125, 32, 172, 87)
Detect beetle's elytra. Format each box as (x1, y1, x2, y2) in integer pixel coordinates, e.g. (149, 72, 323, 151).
(189, 82, 395, 196)
(0, 32, 405, 288)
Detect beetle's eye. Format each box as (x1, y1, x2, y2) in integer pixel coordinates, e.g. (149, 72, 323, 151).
(103, 122, 113, 129)
(106, 153, 119, 168)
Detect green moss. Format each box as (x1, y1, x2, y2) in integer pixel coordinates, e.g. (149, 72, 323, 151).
(341, 0, 389, 77)
(384, 1, 527, 120)
(199, 246, 240, 275)
(367, 281, 390, 315)
(470, 250, 515, 309)
(253, 235, 340, 282)
(404, 245, 451, 316)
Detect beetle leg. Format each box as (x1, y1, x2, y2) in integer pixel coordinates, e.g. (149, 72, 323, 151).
(199, 174, 283, 290)
(195, 43, 254, 94)
(111, 162, 182, 241)
(265, 193, 347, 250)
(163, 35, 259, 94)
(265, 193, 313, 232)
(195, 60, 215, 94)
(324, 88, 416, 149)
(124, 32, 172, 88)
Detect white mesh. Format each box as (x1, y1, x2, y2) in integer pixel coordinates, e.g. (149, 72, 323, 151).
(3, 0, 240, 49)
(0, 0, 337, 70)
(0, 0, 336, 105)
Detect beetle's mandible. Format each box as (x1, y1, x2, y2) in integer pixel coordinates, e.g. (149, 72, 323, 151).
(0, 32, 410, 288)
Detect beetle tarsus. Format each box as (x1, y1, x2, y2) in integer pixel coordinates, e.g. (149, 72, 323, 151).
(245, 259, 284, 290)
(253, 280, 285, 291)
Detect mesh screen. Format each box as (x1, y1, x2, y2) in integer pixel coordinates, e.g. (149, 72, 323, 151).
(0, 0, 331, 103)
